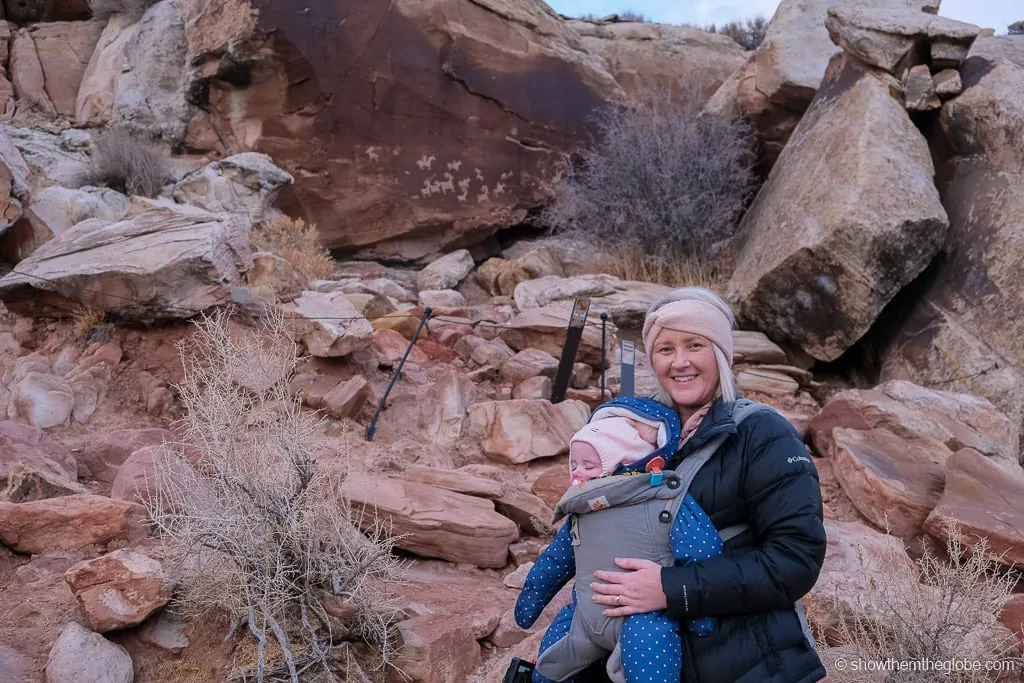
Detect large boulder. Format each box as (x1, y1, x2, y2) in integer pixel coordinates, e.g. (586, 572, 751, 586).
(881, 57, 1024, 431)
(165, 152, 294, 228)
(924, 448, 1024, 569)
(725, 53, 948, 362)
(825, 6, 981, 75)
(0, 206, 253, 321)
(75, 0, 190, 141)
(9, 20, 105, 119)
(176, 0, 623, 261)
(809, 380, 1020, 468)
(563, 18, 746, 100)
(702, 0, 940, 167)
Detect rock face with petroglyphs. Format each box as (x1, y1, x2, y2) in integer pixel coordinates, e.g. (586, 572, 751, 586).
(178, 0, 623, 262)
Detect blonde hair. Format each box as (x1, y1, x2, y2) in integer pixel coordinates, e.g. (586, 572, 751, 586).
(645, 286, 737, 407)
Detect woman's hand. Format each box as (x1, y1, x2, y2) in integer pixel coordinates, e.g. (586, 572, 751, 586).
(590, 558, 668, 617)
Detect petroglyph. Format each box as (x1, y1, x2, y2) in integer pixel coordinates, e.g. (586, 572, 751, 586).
(477, 185, 490, 203)
(447, 160, 463, 172)
(366, 146, 380, 162)
(494, 181, 505, 196)
(475, 168, 484, 182)
(439, 173, 456, 194)
(417, 154, 436, 171)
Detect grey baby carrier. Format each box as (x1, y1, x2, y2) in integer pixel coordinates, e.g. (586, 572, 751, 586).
(535, 399, 816, 683)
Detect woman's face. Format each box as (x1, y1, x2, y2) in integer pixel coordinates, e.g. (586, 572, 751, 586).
(650, 329, 720, 417)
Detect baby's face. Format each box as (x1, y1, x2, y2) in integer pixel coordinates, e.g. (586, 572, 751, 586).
(569, 442, 603, 486)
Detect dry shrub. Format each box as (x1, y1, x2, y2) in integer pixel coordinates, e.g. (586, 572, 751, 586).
(251, 217, 335, 281)
(536, 80, 757, 276)
(819, 521, 1023, 682)
(1009, 21, 1023, 35)
(80, 127, 169, 198)
(88, 0, 159, 19)
(144, 307, 406, 683)
(704, 16, 768, 50)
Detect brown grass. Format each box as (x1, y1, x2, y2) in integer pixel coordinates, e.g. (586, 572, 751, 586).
(69, 304, 108, 340)
(250, 217, 335, 281)
(88, 0, 159, 19)
(818, 520, 1023, 682)
(79, 127, 169, 198)
(599, 245, 727, 289)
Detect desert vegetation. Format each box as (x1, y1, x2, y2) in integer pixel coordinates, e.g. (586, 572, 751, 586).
(818, 521, 1023, 683)
(536, 80, 758, 285)
(87, 0, 160, 20)
(250, 216, 336, 281)
(144, 308, 405, 682)
(78, 127, 169, 198)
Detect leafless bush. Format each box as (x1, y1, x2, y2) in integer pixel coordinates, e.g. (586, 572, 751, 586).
(144, 307, 406, 682)
(536, 81, 757, 273)
(705, 16, 768, 50)
(575, 10, 647, 22)
(819, 521, 1023, 683)
(87, 0, 159, 20)
(79, 127, 169, 198)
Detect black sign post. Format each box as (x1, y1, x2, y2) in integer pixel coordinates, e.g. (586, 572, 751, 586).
(551, 297, 591, 404)
(619, 340, 636, 398)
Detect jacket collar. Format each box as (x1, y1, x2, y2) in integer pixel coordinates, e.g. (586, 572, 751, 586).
(668, 396, 740, 466)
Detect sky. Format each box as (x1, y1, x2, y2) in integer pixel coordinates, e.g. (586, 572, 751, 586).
(545, 0, 1021, 34)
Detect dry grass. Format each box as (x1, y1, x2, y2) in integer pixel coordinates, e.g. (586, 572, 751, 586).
(88, 0, 159, 19)
(69, 304, 108, 340)
(144, 306, 406, 683)
(598, 245, 727, 288)
(535, 80, 757, 273)
(79, 127, 169, 198)
(250, 217, 335, 281)
(818, 520, 1023, 682)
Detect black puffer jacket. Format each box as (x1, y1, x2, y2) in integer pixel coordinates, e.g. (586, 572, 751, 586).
(575, 396, 828, 683)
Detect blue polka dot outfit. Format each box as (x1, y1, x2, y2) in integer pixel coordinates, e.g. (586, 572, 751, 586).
(514, 397, 723, 683)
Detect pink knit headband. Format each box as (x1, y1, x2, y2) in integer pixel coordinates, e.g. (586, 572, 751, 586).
(642, 299, 734, 365)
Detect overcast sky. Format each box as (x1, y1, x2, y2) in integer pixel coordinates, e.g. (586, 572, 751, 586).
(546, 0, 1020, 34)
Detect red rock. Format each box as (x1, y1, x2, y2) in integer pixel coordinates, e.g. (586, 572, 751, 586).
(529, 460, 568, 509)
(64, 549, 173, 632)
(372, 327, 429, 367)
(803, 519, 917, 642)
(340, 472, 518, 568)
(924, 448, 1024, 569)
(415, 338, 458, 363)
(829, 427, 950, 539)
(77, 428, 176, 489)
(999, 595, 1024, 648)
(463, 398, 590, 465)
(184, 0, 623, 260)
(0, 494, 148, 554)
(0, 420, 76, 486)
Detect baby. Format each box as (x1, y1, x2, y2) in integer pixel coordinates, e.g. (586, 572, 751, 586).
(567, 416, 659, 487)
(516, 397, 724, 683)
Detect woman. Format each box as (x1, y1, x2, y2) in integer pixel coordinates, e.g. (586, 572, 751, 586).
(583, 286, 827, 682)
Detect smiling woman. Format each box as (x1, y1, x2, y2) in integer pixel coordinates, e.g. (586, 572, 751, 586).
(579, 286, 828, 683)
